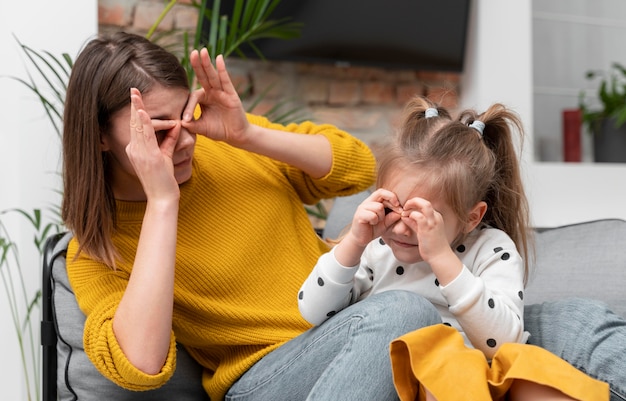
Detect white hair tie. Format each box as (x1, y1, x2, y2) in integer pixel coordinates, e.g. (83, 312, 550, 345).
(425, 108, 438, 118)
(469, 120, 485, 136)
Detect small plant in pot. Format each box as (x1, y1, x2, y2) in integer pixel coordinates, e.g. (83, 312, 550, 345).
(579, 62, 626, 163)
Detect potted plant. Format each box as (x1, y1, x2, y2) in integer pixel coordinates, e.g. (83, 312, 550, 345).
(579, 62, 626, 163)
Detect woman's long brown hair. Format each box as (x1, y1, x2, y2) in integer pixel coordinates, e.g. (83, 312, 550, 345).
(62, 32, 189, 267)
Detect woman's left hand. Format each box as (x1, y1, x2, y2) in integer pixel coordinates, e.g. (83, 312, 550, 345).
(182, 48, 250, 147)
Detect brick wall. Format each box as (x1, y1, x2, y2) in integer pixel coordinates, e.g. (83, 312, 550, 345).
(98, 0, 461, 146)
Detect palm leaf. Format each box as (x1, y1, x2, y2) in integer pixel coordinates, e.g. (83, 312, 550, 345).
(8, 35, 73, 138)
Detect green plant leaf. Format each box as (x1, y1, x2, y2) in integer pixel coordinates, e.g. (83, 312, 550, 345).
(6, 35, 72, 139)
(146, 0, 178, 40)
(1, 207, 60, 401)
(580, 63, 626, 132)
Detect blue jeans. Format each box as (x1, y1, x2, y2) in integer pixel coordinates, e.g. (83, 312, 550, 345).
(225, 290, 441, 401)
(524, 298, 626, 401)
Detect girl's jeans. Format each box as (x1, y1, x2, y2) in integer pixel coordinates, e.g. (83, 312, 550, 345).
(525, 298, 626, 401)
(225, 290, 441, 401)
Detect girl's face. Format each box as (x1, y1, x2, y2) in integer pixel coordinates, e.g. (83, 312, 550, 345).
(380, 171, 464, 264)
(103, 85, 196, 201)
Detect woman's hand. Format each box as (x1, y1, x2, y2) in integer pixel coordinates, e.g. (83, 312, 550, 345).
(127, 88, 180, 202)
(182, 48, 250, 146)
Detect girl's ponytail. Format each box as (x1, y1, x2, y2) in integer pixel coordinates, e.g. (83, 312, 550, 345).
(459, 105, 532, 283)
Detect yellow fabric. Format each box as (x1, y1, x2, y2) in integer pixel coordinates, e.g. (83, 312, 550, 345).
(390, 324, 609, 401)
(67, 114, 376, 400)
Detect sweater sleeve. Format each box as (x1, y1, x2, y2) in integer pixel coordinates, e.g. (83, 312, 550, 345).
(67, 239, 177, 391)
(298, 247, 360, 325)
(245, 114, 376, 204)
(439, 231, 526, 359)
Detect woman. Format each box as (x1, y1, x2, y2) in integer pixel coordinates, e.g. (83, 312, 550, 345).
(61, 31, 440, 401)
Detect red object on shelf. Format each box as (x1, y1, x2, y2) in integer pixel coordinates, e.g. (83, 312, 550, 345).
(562, 109, 581, 162)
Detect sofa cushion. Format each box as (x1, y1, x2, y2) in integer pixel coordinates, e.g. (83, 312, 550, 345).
(525, 219, 626, 319)
(50, 233, 209, 401)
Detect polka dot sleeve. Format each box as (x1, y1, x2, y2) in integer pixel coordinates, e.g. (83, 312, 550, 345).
(440, 242, 526, 359)
(298, 247, 360, 325)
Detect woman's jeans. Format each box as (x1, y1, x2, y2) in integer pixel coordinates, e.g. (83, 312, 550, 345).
(525, 298, 626, 401)
(225, 290, 441, 401)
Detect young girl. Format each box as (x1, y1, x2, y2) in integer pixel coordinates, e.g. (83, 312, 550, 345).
(298, 96, 609, 400)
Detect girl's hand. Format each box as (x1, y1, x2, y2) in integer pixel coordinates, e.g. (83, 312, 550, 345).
(349, 189, 403, 247)
(401, 197, 453, 265)
(127, 88, 180, 202)
(182, 48, 250, 146)
(333, 189, 402, 267)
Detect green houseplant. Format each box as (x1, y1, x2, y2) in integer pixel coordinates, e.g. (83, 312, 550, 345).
(147, 0, 307, 122)
(579, 62, 626, 162)
(1, 209, 60, 401)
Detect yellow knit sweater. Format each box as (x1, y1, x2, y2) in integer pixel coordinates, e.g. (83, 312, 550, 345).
(67, 114, 375, 400)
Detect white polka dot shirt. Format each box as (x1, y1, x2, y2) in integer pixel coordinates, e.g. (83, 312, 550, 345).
(298, 226, 528, 358)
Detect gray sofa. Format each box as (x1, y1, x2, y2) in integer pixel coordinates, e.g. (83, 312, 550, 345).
(44, 193, 626, 401)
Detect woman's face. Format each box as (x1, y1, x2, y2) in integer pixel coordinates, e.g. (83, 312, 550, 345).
(103, 85, 196, 201)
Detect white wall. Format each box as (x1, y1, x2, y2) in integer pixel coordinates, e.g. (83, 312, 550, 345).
(461, 0, 626, 227)
(0, 1, 97, 399)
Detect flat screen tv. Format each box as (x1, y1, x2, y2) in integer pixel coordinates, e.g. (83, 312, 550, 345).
(205, 0, 472, 72)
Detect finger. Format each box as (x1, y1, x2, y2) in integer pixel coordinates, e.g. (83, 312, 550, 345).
(190, 49, 209, 89)
(383, 213, 402, 230)
(369, 188, 397, 205)
(384, 211, 402, 227)
(190, 49, 219, 91)
(355, 208, 382, 226)
(201, 48, 222, 91)
(402, 197, 432, 216)
(151, 119, 177, 131)
(159, 121, 181, 157)
(130, 89, 144, 141)
(401, 212, 421, 232)
(129, 90, 155, 143)
(130, 87, 144, 107)
(151, 118, 180, 156)
(371, 188, 402, 213)
(135, 109, 154, 140)
(215, 54, 236, 95)
(383, 201, 403, 215)
(183, 90, 202, 122)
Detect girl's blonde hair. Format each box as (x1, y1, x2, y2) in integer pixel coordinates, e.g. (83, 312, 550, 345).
(376, 96, 532, 284)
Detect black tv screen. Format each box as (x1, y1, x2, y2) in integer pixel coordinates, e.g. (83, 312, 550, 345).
(208, 0, 471, 72)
